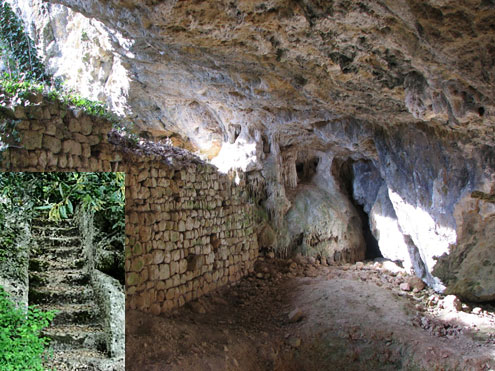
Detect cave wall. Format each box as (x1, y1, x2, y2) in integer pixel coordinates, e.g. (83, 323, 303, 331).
(0, 91, 258, 312)
(350, 124, 495, 296)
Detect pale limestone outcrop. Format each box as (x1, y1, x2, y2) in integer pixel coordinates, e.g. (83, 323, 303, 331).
(6, 0, 130, 116)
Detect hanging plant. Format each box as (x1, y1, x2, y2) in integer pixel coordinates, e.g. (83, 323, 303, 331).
(0, 1, 48, 82)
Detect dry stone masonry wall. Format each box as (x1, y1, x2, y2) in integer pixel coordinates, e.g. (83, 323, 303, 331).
(0, 92, 258, 312)
(125, 158, 258, 314)
(0, 92, 117, 172)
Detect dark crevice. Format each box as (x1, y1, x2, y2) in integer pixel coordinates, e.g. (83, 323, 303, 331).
(296, 157, 319, 183)
(355, 202, 381, 259)
(331, 157, 382, 260)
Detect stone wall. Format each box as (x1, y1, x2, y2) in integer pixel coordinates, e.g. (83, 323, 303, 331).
(0, 91, 258, 312)
(0, 92, 117, 172)
(76, 207, 125, 358)
(0, 221, 31, 309)
(124, 156, 258, 314)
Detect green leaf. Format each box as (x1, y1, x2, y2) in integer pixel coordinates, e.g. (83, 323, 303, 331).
(58, 182, 64, 198)
(59, 205, 67, 219)
(66, 198, 73, 214)
(33, 205, 52, 210)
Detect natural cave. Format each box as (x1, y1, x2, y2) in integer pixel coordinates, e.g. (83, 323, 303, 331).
(295, 157, 319, 184)
(331, 157, 382, 260)
(1, 0, 495, 370)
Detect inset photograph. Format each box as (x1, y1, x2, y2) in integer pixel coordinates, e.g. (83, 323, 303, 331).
(0, 172, 124, 371)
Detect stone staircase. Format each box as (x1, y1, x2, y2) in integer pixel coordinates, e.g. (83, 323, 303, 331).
(29, 217, 111, 370)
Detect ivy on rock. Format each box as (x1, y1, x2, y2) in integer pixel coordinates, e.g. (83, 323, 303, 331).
(0, 1, 48, 82)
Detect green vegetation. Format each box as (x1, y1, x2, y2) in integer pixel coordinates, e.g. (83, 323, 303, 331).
(0, 0, 135, 160)
(0, 76, 114, 120)
(0, 1, 136, 136)
(0, 1, 48, 82)
(0, 172, 125, 260)
(0, 173, 124, 366)
(81, 31, 89, 42)
(35, 172, 125, 234)
(0, 172, 124, 227)
(0, 286, 56, 371)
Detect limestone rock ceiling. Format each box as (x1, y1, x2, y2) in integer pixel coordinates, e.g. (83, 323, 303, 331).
(50, 0, 495, 152)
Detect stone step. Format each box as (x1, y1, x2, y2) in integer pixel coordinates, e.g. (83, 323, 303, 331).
(38, 303, 100, 326)
(43, 324, 106, 351)
(31, 224, 79, 237)
(32, 218, 75, 228)
(30, 270, 90, 287)
(29, 257, 85, 271)
(33, 235, 82, 247)
(31, 245, 84, 261)
(43, 348, 111, 371)
(29, 285, 94, 305)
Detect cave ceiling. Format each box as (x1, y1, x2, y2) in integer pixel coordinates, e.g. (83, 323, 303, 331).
(49, 0, 495, 156)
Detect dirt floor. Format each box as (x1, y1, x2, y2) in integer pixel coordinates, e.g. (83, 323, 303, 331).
(126, 256, 495, 371)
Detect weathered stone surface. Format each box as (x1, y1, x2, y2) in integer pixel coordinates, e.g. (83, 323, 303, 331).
(433, 195, 495, 302)
(400, 282, 411, 292)
(258, 224, 276, 251)
(285, 155, 365, 263)
(42, 135, 62, 154)
(408, 276, 426, 292)
(22, 131, 43, 150)
(92, 270, 125, 359)
(441, 295, 462, 312)
(39, 0, 495, 146)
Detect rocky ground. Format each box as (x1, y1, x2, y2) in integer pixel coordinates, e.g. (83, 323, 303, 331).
(126, 256, 495, 371)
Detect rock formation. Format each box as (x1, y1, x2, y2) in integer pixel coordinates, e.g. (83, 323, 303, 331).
(7, 0, 495, 301)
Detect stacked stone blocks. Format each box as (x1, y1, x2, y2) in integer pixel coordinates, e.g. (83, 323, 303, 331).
(0, 93, 258, 313)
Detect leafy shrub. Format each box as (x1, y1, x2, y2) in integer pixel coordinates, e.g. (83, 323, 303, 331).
(0, 286, 56, 370)
(36, 172, 125, 232)
(0, 77, 43, 95)
(0, 172, 125, 266)
(0, 76, 115, 120)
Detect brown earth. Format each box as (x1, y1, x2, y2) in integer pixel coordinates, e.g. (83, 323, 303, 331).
(126, 257, 495, 371)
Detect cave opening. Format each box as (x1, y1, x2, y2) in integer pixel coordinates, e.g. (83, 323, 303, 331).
(355, 199, 382, 260)
(296, 157, 320, 183)
(331, 158, 382, 260)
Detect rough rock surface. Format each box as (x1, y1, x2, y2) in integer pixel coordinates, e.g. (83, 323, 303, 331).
(92, 270, 125, 360)
(6, 0, 130, 115)
(12, 0, 495, 300)
(285, 185, 365, 263)
(0, 223, 30, 308)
